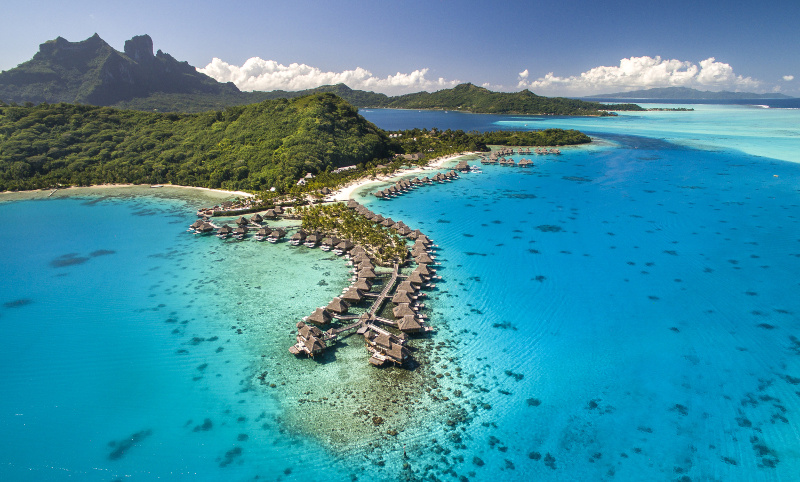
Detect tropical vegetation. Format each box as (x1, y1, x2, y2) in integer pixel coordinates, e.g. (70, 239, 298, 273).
(0, 96, 594, 194)
(297, 203, 408, 266)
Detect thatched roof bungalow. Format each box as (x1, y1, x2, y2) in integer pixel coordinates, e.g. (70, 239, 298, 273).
(353, 278, 372, 291)
(392, 290, 414, 304)
(326, 297, 350, 314)
(307, 307, 332, 325)
(398, 315, 422, 333)
(341, 287, 364, 303)
(393, 303, 416, 318)
(415, 253, 434, 264)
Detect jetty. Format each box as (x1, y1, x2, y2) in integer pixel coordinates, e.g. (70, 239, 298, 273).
(187, 194, 440, 368)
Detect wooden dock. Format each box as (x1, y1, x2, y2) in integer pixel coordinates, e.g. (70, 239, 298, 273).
(323, 265, 401, 340)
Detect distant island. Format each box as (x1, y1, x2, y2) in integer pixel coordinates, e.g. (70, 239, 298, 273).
(585, 86, 794, 100)
(0, 34, 644, 115)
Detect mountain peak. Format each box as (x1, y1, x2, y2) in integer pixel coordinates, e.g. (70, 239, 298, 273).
(0, 33, 239, 105)
(124, 34, 154, 62)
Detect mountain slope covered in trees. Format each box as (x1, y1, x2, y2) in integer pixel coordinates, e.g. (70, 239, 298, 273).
(0, 93, 391, 192)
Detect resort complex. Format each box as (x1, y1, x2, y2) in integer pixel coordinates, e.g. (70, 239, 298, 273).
(189, 193, 444, 368)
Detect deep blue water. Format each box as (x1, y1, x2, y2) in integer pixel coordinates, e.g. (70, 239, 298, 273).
(2, 105, 799, 480)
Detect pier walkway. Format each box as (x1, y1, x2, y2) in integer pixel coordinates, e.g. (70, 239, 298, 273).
(324, 265, 400, 340)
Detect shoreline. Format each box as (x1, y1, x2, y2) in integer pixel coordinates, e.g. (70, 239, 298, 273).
(330, 152, 477, 202)
(0, 183, 254, 203)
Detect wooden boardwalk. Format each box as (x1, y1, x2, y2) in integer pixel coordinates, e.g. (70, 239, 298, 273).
(324, 265, 400, 340)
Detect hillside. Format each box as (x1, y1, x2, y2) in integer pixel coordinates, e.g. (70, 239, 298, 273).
(383, 83, 643, 114)
(0, 93, 392, 192)
(586, 86, 794, 100)
(0, 34, 240, 105)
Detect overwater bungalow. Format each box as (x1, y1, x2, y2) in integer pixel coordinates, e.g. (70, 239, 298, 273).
(392, 290, 415, 304)
(372, 214, 385, 223)
(416, 234, 432, 246)
(353, 278, 372, 291)
(251, 213, 264, 224)
(415, 253, 434, 264)
(216, 224, 233, 239)
(268, 228, 285, 243)
(422, 176, 432, 184)
(264, 209, 277, 219)
(408, 229, 424, 240)
(350, 246, 367, 258)
(373, 191, 386, 199)
(358, 268, 377, 279)
(380, 218, 394, 228)
(397, 281, 419, 295)
(393, 303, 416, 318)
(411, 245, 428, 257)
(414, 264, 434, 277)
(347, 200, 360, 209)
(304, 234, 320, 248)
(334, 240, 355, 255)
(320, 237, 335, 251)
(407, 271, 426, 285)
(195, 222, 215, 235)
(357, 259, 375, 270)
(289, 230, 307, 246)
(233, 225, 248, 240)
(255, 227, 270, 241)
(236, 216, 249, 226)
(364, 327, 409, 365)
(326, 297, 350, 315)
(306, 307, 332, 325)
(297, 320, 323, 338)
(351, 252, 369, 264)
(395, 225, 412, 236)
(189, 219, 204, 232)
(455, 160, 470, 172)
(519, 159, 533, 167)
(341, 287, 365, 303)
(398, 315, 423, 333)
(290, 324, 327, 356)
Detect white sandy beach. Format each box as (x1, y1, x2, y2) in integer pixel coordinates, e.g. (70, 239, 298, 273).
(330, 152, 477, 202)
(0, 183, 254, 202)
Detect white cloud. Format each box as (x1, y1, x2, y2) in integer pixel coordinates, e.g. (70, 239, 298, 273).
(517, 56, 762, 95)
(783, 75, 794, 81)
(198, 57, 460, 95)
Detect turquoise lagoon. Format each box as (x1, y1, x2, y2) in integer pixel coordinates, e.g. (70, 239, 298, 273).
(1, 104, 799, 480)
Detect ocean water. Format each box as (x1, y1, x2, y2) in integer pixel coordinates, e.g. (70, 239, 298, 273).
(1, 104, 799, 481)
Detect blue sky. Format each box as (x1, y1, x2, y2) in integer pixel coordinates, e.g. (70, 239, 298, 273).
(2, 0, 797, 96)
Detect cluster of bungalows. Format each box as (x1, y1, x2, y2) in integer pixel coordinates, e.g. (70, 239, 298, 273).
(188, 208, 290, 242)
(480, 156, 535, 167)
(372, 171, 459, 200)
(286, 229, 357, 256)
(289, 200, 440, 367)
(534, 148, 561, 155)
(195, 198, 261, 217)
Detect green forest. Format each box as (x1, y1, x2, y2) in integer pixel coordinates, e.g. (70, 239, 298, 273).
(0, 94, 593, 193)
(0, 94, 391, 192)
